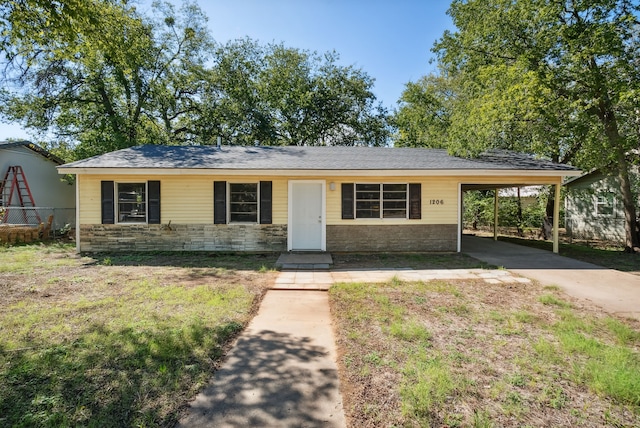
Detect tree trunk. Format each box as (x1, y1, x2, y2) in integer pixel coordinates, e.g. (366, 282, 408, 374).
(588, 55, 639, 252)
(539, 186, 554, 240)
(615, 147, 640, 252)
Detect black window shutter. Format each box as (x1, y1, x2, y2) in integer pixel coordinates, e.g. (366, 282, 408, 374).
(148, 181, 161, 224)
(341, 183, 355, 219)
(409, 183, 421, 219)
(101, 181, 115, 224)
(259, 181, 272, 224)
(214, 181, 227, 224)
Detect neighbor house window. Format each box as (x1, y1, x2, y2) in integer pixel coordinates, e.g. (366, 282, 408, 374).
(229, 183, 258, 222)
(596, 192, 614, 216)
(117, 183, 146, 223)
(355, 183, 407, 219)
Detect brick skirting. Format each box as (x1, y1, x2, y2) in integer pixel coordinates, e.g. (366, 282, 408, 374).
(79, 223, 457, 252)
(326, 224, 458, 252)
(79, 224, 288, 252)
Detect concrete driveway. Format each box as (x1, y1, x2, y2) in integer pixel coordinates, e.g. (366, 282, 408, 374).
(462, 235, 640, 320)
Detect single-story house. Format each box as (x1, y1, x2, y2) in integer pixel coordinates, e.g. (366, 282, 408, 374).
(57, 145, 581, 253)
(1, 140, 76, 229)
(565, 168, 640, 242)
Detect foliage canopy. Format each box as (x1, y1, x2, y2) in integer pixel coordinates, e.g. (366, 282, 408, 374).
(394, 0, 640, 250)
(0, 0, 390, 160)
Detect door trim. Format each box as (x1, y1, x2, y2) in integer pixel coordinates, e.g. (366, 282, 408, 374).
(287, 180, 326, 251)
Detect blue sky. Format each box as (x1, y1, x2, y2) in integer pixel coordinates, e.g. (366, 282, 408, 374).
(0, 0, 454, 141)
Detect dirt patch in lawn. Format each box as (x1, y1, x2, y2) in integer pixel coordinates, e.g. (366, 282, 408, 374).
(1, 248, 277, 307)
(330, 277, 640, 427)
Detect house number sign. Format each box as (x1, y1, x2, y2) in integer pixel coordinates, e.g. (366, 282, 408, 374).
(429, 199, 444, 205)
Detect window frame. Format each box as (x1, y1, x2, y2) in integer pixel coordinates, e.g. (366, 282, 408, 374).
(228, 182, 260, 224)
(354, 182, 408, 220)
(116, 182, 148, 224)
(595, 192, 615, 217)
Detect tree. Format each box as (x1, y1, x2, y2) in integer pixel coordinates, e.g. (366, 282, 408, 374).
(201, 39, 390, 146)
(1, 1, 214, 159)
(2, 1, 390, 155)
(392, 74, 451, 148)
(397, 0, 640, 251)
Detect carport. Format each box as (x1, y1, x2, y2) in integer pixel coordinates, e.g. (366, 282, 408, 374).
(459, 178, 563, 253)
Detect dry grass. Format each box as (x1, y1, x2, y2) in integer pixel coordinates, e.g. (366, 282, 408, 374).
(0, 243, 277, 427)
(330, 277, 640, 427)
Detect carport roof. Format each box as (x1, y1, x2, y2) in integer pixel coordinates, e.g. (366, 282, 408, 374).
(59, 145, 581, 174)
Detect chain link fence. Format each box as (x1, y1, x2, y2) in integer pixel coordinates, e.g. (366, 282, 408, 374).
(0, 207, 75, 238)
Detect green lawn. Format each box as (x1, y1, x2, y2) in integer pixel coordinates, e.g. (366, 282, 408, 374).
(0, 243, 275, 427)
(330, 278, 640, 427)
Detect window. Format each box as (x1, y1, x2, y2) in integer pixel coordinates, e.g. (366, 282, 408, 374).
(117, 183, 146, 223)
(355, 183, 407, 219)
(596, 192, 614, 216)
(229, 183, 258, 222)
(101, 181, 159, 225)
(383, 184, 408, 218)
(214, 181, 272, 224)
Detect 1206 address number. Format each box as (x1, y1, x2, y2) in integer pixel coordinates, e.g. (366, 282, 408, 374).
(429, 199, 444, 205)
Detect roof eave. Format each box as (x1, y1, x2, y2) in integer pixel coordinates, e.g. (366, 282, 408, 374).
(57, 166, 582, 177)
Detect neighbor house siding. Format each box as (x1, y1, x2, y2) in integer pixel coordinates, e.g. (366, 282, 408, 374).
(565, 173, 630, 242)
(1, 145, 75, 210)
(1, 144, 75, 229)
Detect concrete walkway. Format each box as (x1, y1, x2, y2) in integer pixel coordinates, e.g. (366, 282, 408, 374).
(178, 290, 346, 428)
(274, 267, 531, 290)
(463, 235, 640, 320)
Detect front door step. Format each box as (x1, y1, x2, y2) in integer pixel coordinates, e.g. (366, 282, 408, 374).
(275, 252, 333, 271)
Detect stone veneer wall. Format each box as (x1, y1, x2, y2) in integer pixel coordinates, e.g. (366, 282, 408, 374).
(79, 224, 287, 252)
(327, 224, 458, 252)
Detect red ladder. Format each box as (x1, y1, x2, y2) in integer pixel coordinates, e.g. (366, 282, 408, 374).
(0, 166, 41, 224)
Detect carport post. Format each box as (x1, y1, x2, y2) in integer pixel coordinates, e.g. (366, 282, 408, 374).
(553, 182, 560, 253)
(493, 189, 499, 241)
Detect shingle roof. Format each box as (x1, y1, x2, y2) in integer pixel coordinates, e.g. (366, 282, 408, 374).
(1, 140, 65, 165)
(59, 145, 579, 173)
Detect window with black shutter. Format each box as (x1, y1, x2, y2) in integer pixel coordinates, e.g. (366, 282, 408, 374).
(214, 181, 227, 224)
(409, 183, 421, 219)
(341, 183, 355, 219)
(101, 181, 115, 224)
(259, 181, 272, 224)
(148, 181, 161, 224)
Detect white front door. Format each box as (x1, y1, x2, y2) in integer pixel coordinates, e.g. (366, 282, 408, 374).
(289, 181, 325, 251)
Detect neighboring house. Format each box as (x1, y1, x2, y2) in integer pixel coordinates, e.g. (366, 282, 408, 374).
(1, 140, 75, 229)
(498, 186, 543, 209)
(57, 145, 580, 253)
(565, 168, 640, 242)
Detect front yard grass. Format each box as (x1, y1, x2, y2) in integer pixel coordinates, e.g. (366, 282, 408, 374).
(330, 278, 640, 427)
(0, 243, 277, 427)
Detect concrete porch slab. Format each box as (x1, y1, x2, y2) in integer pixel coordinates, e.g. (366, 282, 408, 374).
(276, 252, 333, 270)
